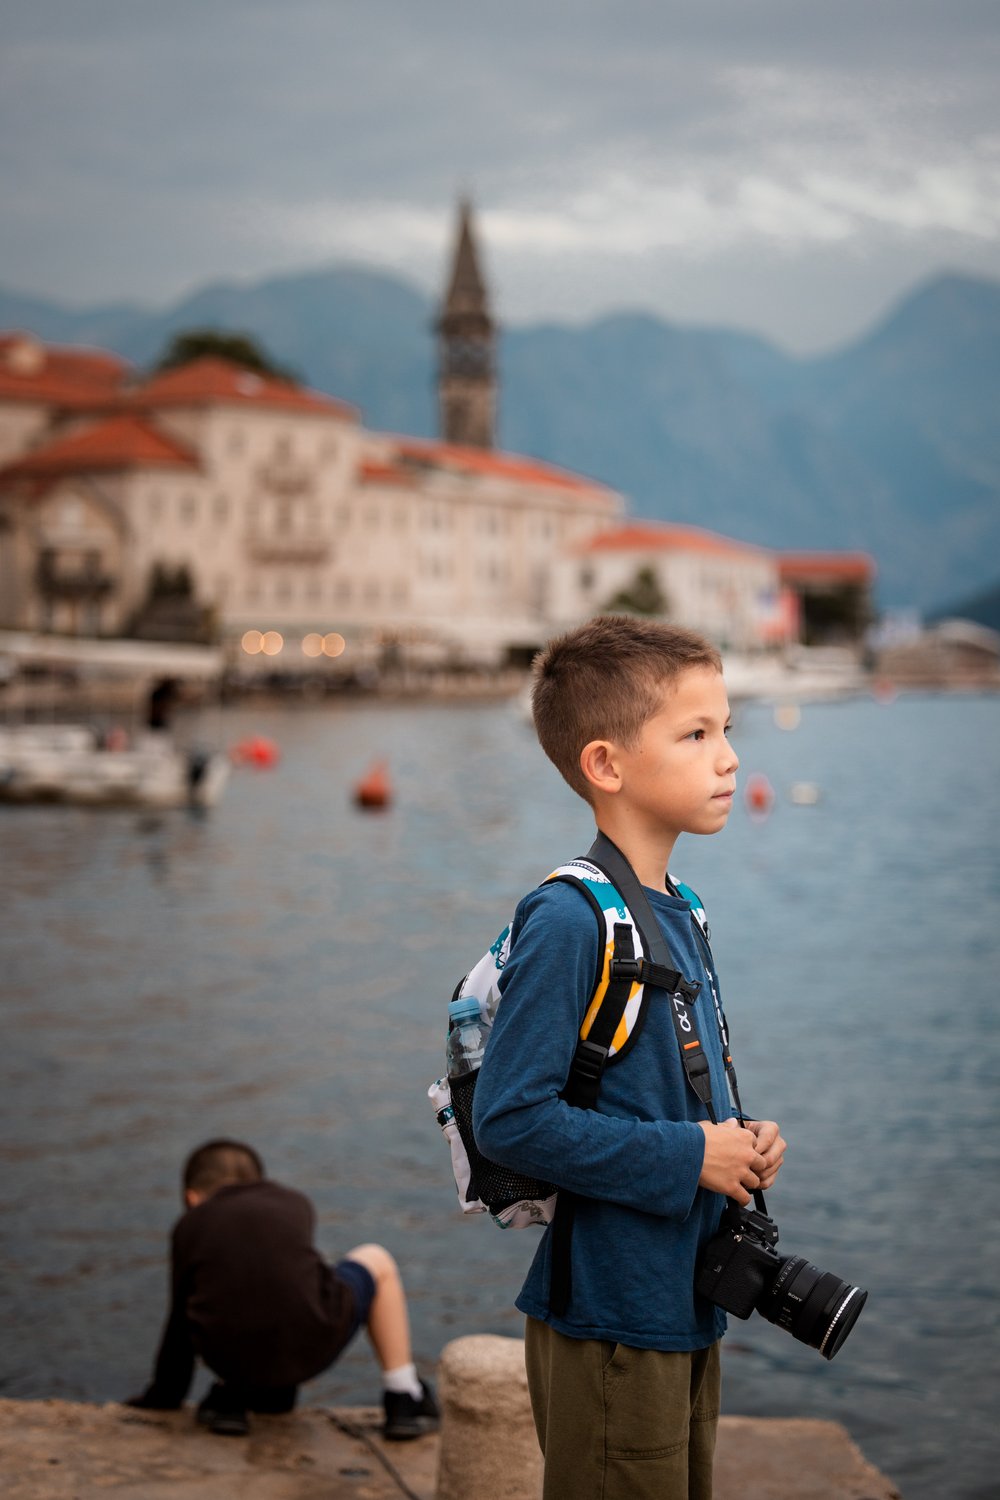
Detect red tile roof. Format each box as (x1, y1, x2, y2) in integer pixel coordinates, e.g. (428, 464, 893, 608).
(578, 521, 769, 560)
(0, 332, 130, 408)
(392, 436, 615, 497)
(129, 357, 358, 421)
(779, 552, 876, 583)
(358, 459, 417, 486)
(0, 414, 199, 480)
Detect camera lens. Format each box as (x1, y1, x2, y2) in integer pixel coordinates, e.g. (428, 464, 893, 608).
(759, 1254, 867, 1360)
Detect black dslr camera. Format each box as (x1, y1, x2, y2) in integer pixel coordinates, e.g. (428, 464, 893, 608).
(696, 1200, 867, 1361)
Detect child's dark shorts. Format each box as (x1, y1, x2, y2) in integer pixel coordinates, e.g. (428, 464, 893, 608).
(332, 1258, 377, 1353)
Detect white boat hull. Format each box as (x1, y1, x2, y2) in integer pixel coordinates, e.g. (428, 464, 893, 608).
(0, 728, 229, 809)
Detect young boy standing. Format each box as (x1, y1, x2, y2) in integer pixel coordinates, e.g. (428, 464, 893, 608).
(473, 617, 786, 1500)
(125, 1139, 438, 1440)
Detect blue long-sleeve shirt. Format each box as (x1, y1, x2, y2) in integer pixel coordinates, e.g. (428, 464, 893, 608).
(473, 876, 730, 1350)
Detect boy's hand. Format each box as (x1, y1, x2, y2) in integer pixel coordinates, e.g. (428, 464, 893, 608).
(743, 1118, 786, 1191)
(697, 1118, 766, 1204)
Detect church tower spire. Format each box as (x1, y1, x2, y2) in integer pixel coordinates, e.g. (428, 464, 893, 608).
(437, 198, 496, 450)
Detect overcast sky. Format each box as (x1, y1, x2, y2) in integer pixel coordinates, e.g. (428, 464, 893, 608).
(2, 0, 998, 351)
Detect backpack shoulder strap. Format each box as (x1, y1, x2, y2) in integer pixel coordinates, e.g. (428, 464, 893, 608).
(671, 876, 710, 941)
(545, 858, 661, 1109)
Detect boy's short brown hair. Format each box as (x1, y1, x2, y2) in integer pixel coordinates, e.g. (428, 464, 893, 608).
(531, 615, 722, 801)
(183, 1139, 264, 1196)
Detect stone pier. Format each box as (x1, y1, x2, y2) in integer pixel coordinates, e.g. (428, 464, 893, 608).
(0, 1385, 901, 1500)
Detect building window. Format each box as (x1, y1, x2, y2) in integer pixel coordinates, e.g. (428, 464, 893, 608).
(180, 495, 197, 523)
(214, 495, 228, 524)
(229, 429, 245, 456)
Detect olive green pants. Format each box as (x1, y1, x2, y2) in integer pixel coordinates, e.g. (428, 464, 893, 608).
(524, 1318, 721, 1500)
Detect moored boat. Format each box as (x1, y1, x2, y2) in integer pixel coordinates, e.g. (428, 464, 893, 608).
(0, 724, 229, 809)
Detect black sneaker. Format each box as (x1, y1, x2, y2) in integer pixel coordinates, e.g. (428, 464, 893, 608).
(196, 1383, 250, 1438)
(382, 1379, 439, 1441)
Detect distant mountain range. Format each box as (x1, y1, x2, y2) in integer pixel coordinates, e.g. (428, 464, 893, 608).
(3, 266, 999, 613)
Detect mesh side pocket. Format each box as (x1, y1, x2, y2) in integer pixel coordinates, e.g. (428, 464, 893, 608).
(449, 1069, 556, 1214)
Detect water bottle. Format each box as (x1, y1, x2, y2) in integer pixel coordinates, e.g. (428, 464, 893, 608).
(446, 995, 486, 1077)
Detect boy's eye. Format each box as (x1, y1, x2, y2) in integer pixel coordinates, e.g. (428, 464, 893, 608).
(688, 729, 705, 741)
(724, 724, 733, 738)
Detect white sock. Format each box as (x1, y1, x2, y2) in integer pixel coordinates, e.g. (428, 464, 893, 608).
(382, 1363, 423, 1401)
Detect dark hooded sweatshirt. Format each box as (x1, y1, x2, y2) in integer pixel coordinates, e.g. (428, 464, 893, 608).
(147, 1179, 357, 1399)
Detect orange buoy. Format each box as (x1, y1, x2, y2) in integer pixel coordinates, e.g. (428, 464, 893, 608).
(744, 771, 775, 820)
(353, 759, 392, 810)
(230, 735, 280, 768)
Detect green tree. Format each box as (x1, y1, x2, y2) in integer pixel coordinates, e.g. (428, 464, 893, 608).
(153, 329, 298, 382)
(602, 565, 669, 617)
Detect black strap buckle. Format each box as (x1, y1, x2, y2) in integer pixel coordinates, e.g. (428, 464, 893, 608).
(609, 954, 642, 982)
(572, 1038, 609, 1084)
(683, 1044, 710, 1081)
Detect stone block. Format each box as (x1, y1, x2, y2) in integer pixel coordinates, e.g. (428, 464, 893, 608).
(435, 1334, 542, 1500)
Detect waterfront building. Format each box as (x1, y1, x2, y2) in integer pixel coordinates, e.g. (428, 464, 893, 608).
(0, 203, 874, 669)
(550, 521, 801, 651)
(0, 332, 620, 668)
(778, 552, 877, 645)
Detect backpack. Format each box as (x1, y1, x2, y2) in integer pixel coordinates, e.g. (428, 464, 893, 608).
(428, 832, 712, 1231)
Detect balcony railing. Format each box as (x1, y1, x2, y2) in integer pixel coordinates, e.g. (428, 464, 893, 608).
(243, 530, 331, 563)
(254, 462, 315, 497)
(36, 558, 116, 597)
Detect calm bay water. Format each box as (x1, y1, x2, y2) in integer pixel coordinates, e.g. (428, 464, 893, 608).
(1, 691, 998, 1499)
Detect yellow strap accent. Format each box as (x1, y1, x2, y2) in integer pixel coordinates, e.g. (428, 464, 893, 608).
(579, 938, 614, 1040)
(579, 937, 640, 1055)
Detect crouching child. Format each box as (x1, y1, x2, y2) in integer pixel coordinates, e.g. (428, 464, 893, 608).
(125, 1138, 438, 1440)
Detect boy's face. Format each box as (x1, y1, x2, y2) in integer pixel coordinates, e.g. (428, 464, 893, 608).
(612, 665, 738, 841)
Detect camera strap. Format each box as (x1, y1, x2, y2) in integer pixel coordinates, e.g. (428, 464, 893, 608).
(586, 833, 750, 1134)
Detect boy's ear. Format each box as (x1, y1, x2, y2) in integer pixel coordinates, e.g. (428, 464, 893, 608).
(184, 1188, 206, 1210)
(580, 739, 623, 796)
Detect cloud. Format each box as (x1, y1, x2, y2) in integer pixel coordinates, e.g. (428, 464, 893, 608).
(805, 157, 1000, 239)
(0, 0, 998, 349)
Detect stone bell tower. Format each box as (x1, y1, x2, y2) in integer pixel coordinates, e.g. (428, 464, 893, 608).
(437, 198, 496, 450)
